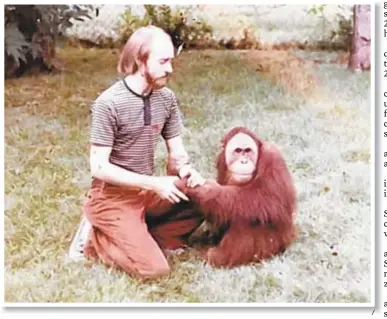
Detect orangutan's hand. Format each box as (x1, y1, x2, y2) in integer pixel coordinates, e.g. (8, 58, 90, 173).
(179, 165, 206, 188)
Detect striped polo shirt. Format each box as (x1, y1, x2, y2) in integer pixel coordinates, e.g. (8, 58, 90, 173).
(90, 79, 183, 176)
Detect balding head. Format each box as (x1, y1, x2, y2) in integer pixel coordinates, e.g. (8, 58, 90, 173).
(117, 25, 174, 77)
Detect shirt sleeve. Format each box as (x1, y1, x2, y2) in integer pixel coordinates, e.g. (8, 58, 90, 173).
(162, 92, 184, 140)
(90, 99, 117, 147)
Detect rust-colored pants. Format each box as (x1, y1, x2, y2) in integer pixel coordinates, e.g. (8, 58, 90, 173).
(83, 178, 203, 279)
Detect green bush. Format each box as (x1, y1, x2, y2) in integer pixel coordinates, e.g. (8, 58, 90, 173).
(5, 5, 96, 78)
(330, 9, 353, 50)
(306, 5, 353, 50)
(116, 5, 214, 51)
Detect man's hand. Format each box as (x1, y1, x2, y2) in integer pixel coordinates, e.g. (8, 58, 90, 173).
(179, 165, 206, 188)
(152, 176, 189, 203)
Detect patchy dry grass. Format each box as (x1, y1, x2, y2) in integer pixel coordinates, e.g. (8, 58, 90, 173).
(4, 46, 371, 304)
(240, 49, 322, 99)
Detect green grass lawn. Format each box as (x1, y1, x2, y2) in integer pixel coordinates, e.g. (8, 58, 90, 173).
(4, 46, 371, 303)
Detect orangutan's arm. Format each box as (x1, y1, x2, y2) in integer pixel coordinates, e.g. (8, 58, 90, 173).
(175, 178, 241, 225)
(175, 174, 294, 226)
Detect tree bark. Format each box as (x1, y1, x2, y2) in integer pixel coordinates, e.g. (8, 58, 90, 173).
(348, 4, 371, 71)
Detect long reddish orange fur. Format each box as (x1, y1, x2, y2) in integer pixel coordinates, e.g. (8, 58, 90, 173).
(175, 127, 297, 268)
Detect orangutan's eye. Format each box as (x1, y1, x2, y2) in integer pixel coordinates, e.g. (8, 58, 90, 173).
(235, 148, 242, 153)
(245, 148, 251, 153)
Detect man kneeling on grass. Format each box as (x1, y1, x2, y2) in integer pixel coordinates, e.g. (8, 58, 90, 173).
(79, 26, 205, 279)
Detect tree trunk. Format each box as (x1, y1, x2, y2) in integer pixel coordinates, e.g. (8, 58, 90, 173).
(348, 4, 371, 71)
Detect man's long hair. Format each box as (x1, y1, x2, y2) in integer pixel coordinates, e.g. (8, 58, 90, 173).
(117, 25, 171, 76)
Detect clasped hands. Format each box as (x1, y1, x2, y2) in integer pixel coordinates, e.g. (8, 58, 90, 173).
(152, 165, 206, 204)
(178, 164, 206, 188)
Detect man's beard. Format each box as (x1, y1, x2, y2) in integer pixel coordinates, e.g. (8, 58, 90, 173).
(145, 71, 169, 90)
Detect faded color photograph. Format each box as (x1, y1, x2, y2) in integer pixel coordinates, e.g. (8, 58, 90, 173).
(4, 4, 372, 304)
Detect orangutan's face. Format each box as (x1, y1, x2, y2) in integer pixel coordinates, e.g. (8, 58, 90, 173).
(225, 133, 258, 184)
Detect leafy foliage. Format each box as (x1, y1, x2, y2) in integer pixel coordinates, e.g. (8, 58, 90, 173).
(5, 5, 97, 78)
(331, 8, 353, 49)
(306, 5, 353, 50)
(307, 4, 328, 15)
(5, 22, 30, 64)
(116, 5, 214, 51)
